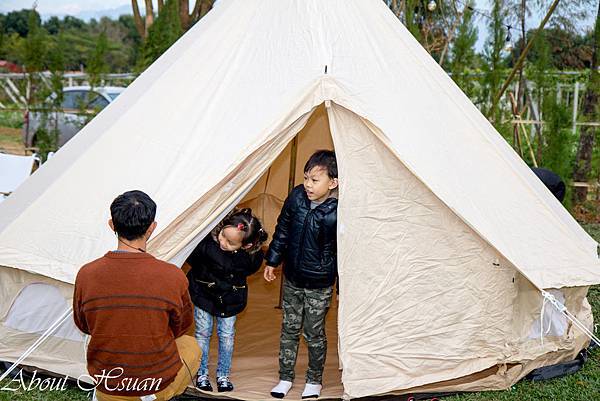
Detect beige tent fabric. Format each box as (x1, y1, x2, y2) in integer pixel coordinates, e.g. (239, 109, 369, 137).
(327, 103, 594, 398)
(0, 268, 88, 382)
(147, 98, 317, 261)
(243, 105, 333, 204)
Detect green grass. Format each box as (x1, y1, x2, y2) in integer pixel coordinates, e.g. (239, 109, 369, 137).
(584, 224, 600, 242)
(0, 377, 88, 401)
(0, 110, 24, 129)
(0, 125, 24, 152)
(1, 225, 599, 400)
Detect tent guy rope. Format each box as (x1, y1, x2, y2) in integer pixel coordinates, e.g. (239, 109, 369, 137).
(0, 308, 73, 384)
(541, 290, 600, 348)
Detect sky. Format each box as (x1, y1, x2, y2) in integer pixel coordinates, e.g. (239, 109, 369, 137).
(0, 0, 192, 17)
(0, 0, 130, 17)
(0, 0, 595, 52)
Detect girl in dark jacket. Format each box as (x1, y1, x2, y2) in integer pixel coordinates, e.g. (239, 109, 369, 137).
(186, 208, 267, 392)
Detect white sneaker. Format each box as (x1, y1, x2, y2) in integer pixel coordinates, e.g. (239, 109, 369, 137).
(301, 383, 322, 399)
(270, 380, 293, 398)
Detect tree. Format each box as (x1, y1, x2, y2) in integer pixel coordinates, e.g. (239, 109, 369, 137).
(519, 27, 595, 69)
(2, 9, 38, 37)
(62, 16, 86, 31)
(0, 11, 145, 72)
(527, 28, 552, 162)
(139, 0, 183, 69)
(396, 0, 464, 59)
(482, 0, 509, 121)
(43, 15, 85, 35)
(21, 10, 46, 72)
(131, 0, 215, 40)
(118, 15, 143, 68)
(449, 1, 479, 98)
(404, 0, 425, 43)
(35, 33, 66, 161)
(539, 87, 574, 208)
(43, 16, 61, 35)
(572, 0, 599, 204)
(87, 31, 109, 87)
(547, 0, 596, 34)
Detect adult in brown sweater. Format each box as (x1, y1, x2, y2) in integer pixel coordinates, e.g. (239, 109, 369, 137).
(73, 190, 200, 401)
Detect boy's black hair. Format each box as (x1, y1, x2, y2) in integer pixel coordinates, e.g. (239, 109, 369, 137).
(304, 149, 337, 179)
(211, 208, 268, 254)
(110, 190, 157, 241)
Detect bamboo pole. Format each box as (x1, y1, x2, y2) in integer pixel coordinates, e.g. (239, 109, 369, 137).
(509, 92, 538, 166)
(572, 81, 580, 134)
(276, 136, 299, 309)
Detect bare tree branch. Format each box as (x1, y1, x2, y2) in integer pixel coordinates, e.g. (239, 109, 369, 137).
(131, 0, 145, 39)
(179, 0, 190, 29)
(439, 14, 462, 67)
(400, 0, 406, 23)
(199, 0, 215, 20)
(144, 0, 154, 37)
(190, 0, 202, 22)
(392, 0, 401, 17)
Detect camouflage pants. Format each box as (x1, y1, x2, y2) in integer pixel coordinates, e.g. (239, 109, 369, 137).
(279, 279, 333, 384)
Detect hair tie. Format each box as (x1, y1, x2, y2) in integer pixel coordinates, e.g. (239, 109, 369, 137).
(237, 223, 245, 231)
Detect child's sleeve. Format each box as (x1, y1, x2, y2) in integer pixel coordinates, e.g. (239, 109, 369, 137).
(264, 193, 294, 267)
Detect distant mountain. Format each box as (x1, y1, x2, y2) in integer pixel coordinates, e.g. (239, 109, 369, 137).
(73, 5, 133, 21)
(39, 5, 134, 21)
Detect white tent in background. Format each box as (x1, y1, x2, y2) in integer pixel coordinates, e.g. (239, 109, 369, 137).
(0, 0, 598, 399)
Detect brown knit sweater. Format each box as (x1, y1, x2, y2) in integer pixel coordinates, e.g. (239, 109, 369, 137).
(73, 251, 194, 396)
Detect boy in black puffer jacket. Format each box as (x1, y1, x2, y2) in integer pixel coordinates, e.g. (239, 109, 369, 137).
(264, 150, 338, 399)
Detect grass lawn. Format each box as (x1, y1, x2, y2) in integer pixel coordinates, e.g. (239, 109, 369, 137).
(0, 125, 25, 154)
(1, 225, 599, 401)
(0, 110, 24, 152)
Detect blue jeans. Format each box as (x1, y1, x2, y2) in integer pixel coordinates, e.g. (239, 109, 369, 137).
(194, 306, 236, 377)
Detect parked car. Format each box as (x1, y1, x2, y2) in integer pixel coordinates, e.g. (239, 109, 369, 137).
(22, 86, 125, 148)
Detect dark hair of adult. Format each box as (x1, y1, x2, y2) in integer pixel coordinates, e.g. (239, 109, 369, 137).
(211, 208, 268, 254)
(110, 190, 157, 241)
(304, 149, 337, 179)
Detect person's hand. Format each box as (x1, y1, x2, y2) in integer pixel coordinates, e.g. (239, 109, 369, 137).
(264, 266, 276, 282)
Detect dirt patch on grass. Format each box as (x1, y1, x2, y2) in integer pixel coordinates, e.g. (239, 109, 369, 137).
(574, 201, 600, 224)
(0, 126, 26, 155)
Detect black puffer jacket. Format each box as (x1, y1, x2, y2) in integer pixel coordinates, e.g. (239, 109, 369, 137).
(187, 235, 263, 317)
(265, 185, 337, 289)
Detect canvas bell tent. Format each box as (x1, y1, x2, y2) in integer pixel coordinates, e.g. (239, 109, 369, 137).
(1, 0, 599, 399)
